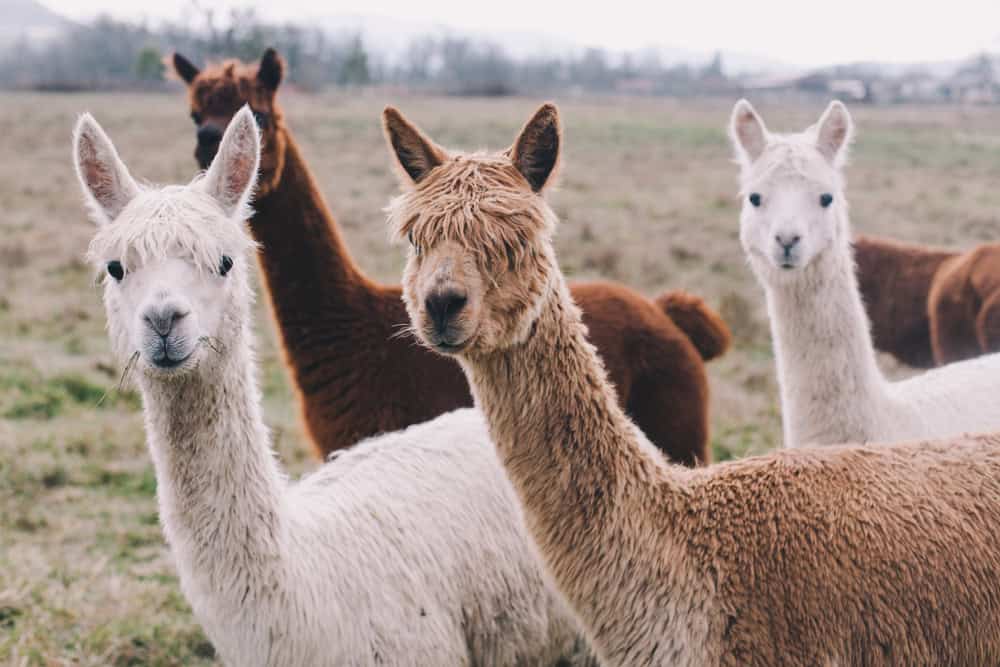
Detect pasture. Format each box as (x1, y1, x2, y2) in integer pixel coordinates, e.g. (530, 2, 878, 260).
(2, 91, 1000, 664)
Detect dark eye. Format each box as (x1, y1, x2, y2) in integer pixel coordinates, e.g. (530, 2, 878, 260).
(749, 192, 762, 207)
(190, 110, 202, 125)
(408, 231, 420, 256)
(820, 193, 834, 208)
(219, 255, 234, 276)
(251, 109, 270, 129)
(107, 260, 124, 281)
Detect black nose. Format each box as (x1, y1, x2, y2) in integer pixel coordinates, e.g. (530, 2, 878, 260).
(144, 305, 188, 338)
(775, 234, 801, 253)
(197, 124, 222, 147)
(425, 290, 467, 333)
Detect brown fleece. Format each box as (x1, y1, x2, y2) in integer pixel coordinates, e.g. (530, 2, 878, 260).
(173, 51, 730, 464)
(855, 234, 1000, 367)
(395, 104, 1000, 665)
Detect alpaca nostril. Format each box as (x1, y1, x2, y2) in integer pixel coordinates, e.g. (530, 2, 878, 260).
(775, 234, 801, 250)
(144, 306, 188, 337)
(425, 291, 468, 332)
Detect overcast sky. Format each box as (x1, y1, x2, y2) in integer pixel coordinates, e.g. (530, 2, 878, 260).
(39, 0, 1000, 68)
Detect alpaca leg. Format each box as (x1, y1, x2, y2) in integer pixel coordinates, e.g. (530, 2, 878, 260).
(975, 291, 1000, 355)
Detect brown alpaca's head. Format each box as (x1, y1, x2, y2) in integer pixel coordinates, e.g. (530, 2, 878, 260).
(384, 104, 562, 356)
(172, 48, 287, 196)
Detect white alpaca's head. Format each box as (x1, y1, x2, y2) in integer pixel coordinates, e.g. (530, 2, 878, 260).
(74, 106, 260, 380)
(729, 100, 854, 283)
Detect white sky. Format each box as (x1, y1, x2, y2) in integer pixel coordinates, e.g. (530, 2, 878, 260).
(39, 0, 1000, 68)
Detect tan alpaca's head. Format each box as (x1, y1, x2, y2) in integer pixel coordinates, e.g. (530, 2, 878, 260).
(729, 99, 853, 281)
(383, 104, 562, 356)
(172, 48, 286, 195)
(74, 106, 260, 379)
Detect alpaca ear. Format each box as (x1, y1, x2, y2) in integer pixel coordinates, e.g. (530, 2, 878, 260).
(729, 99, 769, 164)
(73, 113, 140, 225)
(510, 103, 560, 192)
(202, 105, 260, 216)
(172, 52, 200, 85)
(382, 106, 447, 184)
(814, 100, 854, 166)
(258, 47, 284, 90)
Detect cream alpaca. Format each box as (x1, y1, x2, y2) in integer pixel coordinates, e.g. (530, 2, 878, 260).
(387, 102, 1000, 666)
(730, 99, 1000, 446)
(74, 107, 596, 667)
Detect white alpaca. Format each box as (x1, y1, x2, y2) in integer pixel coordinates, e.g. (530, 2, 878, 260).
(73, 107, 595, 667)
(731, 99, 1000, 447)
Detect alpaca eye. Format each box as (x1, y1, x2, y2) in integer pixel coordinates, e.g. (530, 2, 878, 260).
(251, 109, 270, 129)
(219, 255, 234, 276)
(107, 260, 124, 281)
(190, 111, 202, 125)
(408, 231, 420, 256)
(820, 193, 834, 208)
(749, 192, 762, 207)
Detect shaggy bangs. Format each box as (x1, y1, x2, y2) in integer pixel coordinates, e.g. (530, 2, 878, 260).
(386, 155, 557, 270)
(86, 183, 256, 278)
(739, 134, 846, 195)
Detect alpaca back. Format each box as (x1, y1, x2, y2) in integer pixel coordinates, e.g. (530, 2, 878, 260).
(198, 408, 594, 666)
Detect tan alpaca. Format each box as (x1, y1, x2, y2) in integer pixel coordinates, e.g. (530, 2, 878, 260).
(384, 103, 1000, 667)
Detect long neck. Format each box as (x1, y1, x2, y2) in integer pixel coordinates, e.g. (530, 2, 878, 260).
(461, 272, 680, 651)
(250, 129, 380, 396)
(138, 326, 286, 596)
(764, 242, 888, 446)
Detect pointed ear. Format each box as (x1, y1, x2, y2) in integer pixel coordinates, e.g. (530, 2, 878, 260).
(258, 47, 284, 91)
(510, 103, 561, 192)
(73, 113, 140, 225)
(202, 106, 260, 216)
(729, 99, 769, 165)
(814, 100, 854, 166)
(382, 106, 447, 184)
(172, 52, 200, 85)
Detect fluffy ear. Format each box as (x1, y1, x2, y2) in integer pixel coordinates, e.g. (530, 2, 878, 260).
(202, 106, 260, 216)
(382, 106, 447, 184)
(258, 47, 284, 90)
(172, 52, 200, 85)
(510, 103, 560, 192)
(73, 113, 140, 224)
(814, 100, 853, 166)
(729, 99, 769, 164)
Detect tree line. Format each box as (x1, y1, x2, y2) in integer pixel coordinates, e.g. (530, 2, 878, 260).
(0, 7, 731, 95)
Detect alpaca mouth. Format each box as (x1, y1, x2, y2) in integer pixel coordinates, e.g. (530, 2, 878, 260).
(150, 352, 194, 370)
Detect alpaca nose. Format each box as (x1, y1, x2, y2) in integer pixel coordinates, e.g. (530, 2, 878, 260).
(143, 304, 189, 338)
(775, 233, 801, 252)
(197, 124, 222, 147)
(425, 290, 468, 333)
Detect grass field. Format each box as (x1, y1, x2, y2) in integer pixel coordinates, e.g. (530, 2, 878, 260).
(2, 90, 1000, 664)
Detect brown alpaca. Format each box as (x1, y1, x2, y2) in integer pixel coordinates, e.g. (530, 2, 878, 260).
(171, 49, 730, 464)
(388, 103, 1000, 666)
(855, 234, 1000, 367)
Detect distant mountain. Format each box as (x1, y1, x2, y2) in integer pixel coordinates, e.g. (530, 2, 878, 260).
(0, 0, 72, 49)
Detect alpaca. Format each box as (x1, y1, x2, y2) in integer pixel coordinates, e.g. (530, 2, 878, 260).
(854, 234, 1000, 367)
(730, 99, 1000, 447)
(386, 102, 1000, 666)
(169, 49, 730, 466)
(73, 107, 598, 666)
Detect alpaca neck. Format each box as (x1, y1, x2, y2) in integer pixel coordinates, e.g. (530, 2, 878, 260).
(252, 128, 371, 310)
(250, 128, 380, 398)
(138, 326, 286, 591)
(764, 242, 888, 446)
(462, 270, 677, 626)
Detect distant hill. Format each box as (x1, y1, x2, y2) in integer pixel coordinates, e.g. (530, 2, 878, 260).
(0, 0, 71, 49)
